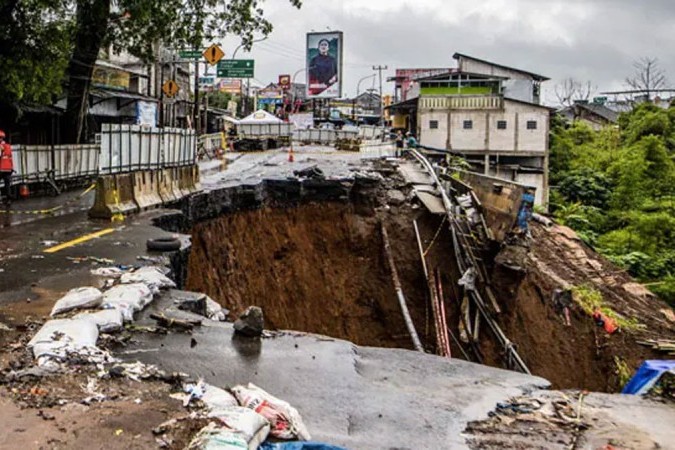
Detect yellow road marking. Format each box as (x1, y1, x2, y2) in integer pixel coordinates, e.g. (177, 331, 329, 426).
(43, 228, 116, 254)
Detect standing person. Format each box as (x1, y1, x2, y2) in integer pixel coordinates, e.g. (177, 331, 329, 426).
(308, 39, 337, 96)
(0, 130, 13, 205)
(395, 130, 404, 157)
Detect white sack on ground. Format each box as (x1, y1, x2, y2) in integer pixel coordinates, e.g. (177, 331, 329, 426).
(120, 266, 176, 293)
(231, 383, 311, 441)
(50, 287, 103, 317)
(100, 283, 154, 321)
(27, 318, 100, 367)
(75, 309, 124, 333)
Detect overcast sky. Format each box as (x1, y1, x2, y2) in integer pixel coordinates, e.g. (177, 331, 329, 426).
(215, 0, 675, 105)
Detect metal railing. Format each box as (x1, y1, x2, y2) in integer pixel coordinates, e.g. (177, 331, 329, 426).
(9, 125, 197, 186)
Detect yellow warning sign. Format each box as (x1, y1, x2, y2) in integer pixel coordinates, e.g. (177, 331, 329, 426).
(162, 80, 179, 97)
(203, 44, 225, 66)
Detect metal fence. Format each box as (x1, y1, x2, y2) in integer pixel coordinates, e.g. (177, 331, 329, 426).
(99, 124, 196, 174)
(8, 125, 196, 186)
(293, 129, 358, 144)
(238, 123, 294, 138)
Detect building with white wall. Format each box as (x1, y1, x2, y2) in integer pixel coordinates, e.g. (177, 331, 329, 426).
(415, 54, 552, 206)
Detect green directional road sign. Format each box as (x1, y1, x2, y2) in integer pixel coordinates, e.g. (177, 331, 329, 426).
(217, 60, 255, 78)
(179, 50, 202, 59)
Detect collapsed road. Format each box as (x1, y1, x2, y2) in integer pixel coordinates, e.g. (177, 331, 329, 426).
(0, 145, 674, 449)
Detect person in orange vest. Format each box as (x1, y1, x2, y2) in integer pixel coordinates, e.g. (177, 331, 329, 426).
(0, 130, 13, 205)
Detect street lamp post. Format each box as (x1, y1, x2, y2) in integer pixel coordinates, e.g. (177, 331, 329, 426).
(291, 68, 305, 114)
(354, 74, 376, 123)
(230, 36, 268, 116)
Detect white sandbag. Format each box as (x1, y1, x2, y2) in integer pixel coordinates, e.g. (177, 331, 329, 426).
(50, 287, 103, 317)
(201, 384, 239, 416)
(206, 297, 228, 322)
(231, 383, 311, 441)
(28, 318, 99, 365)
(120, 266, 176, 292)
(209, 407, 270, 450)
(90, 267, 125, 278)
(187, 423, 249, 450)
(75, 309, 124, 333)
(100, 283, 153, 321)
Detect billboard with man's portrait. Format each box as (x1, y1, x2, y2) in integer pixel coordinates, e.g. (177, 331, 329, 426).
(306, 31, 343, 99)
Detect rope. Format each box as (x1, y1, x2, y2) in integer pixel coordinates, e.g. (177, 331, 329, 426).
(0, 183, 96, 215)
(423, 215, 447, 257)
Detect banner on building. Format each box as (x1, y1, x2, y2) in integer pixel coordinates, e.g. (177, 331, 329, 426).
(306, 31, 343, 99)
(136, 101, 157, 127)
(218, 79, 242, 94)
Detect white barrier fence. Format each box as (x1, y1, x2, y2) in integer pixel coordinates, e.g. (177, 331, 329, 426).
(293, 129, 359, 144)
(9, 125, 196, 186)
(99, 124, 196, 174)
(238, 123, 293, 138)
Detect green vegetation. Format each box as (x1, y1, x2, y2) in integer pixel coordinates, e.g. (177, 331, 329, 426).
(570, 284, 643, 331)
(551, 104, 675, 306)
(614, 356, 632, 388)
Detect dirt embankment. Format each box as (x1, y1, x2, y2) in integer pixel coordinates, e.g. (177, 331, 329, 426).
(186, 201, 463, 354)
(489, 223, 675, 392)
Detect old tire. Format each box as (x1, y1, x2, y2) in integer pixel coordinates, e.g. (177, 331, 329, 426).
(146, 237, 181, 252)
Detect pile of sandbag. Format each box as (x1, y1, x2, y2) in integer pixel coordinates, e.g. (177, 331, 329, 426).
(28, 265, 175, 368)
(187, 383, 312, 450)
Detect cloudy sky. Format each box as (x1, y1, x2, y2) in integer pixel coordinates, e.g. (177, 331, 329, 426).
(216, 0, 675, 105)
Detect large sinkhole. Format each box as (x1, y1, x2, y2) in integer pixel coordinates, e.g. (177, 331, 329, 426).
(184, 202, 459, 350)
(175, 180, 647, 394)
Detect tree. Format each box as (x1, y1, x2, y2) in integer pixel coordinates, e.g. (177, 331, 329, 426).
(625, 57, 668, 98)
(0, 0, 73, 123)
(64, 0, 302, 143)
(554, 77, 594, 108)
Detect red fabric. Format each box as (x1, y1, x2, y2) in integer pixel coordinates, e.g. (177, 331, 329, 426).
(0, 142, 13, 172)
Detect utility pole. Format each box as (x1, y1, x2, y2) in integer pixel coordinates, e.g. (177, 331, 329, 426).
(373, 65, 387, 128)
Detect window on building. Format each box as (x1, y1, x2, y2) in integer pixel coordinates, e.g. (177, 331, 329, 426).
(429, 120, 439, 129)
(526, 120, 537, 130)
(497, 120, 507, 130)
(463, 120, 473, 130)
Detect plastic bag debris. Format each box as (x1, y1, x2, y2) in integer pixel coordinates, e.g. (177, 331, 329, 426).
(186, 422, 249, 450)
(28, 318, 100, 367)
(171, 290, 229, 321)
(100, 283, 154, 321)
(75, 309, 124, 333)
(458, 267, 477, 291)
(120, 266, 176, 293)
(231, 383, 311, 441)
(50, 287, 103, 317)
(206, 298, 228, 321)
(260, 443, 347, 450)
(90, 267, 125, 278)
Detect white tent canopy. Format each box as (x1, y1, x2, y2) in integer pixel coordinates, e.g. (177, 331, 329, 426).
(239, 109, 283, 125)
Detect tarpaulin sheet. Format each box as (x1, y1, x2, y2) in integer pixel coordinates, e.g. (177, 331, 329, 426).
(260, 443, 347, 450)
(622, 360, 675, 395)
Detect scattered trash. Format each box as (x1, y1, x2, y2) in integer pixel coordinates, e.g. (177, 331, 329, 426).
(31, 255, 45, 259)
(90, 267, 126, 278)
(234, 306, 264, 338)
(114, 429, 124, 436)
(232, 383, 311, 441)
(458, 267, 477, 291)
(120, 266, 176, 293)
(81, 377, 107, 404)
(150, 313, 201, 332)
(0, 322, 12, 331)
(100, 283, 154, 322)
(50, 287, 103, 317)
(67, 256, 115, 265)
(137, 255, 167, 264)
(40, 240, 59, 247)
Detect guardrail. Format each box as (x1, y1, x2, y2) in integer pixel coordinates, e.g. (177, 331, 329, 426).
(238, 123, 293, 138)
(8, 125, 196, 187)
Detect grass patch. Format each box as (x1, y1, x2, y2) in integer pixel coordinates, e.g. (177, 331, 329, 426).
(571, 284, 644, 332)
(614, 356, 632, 388)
